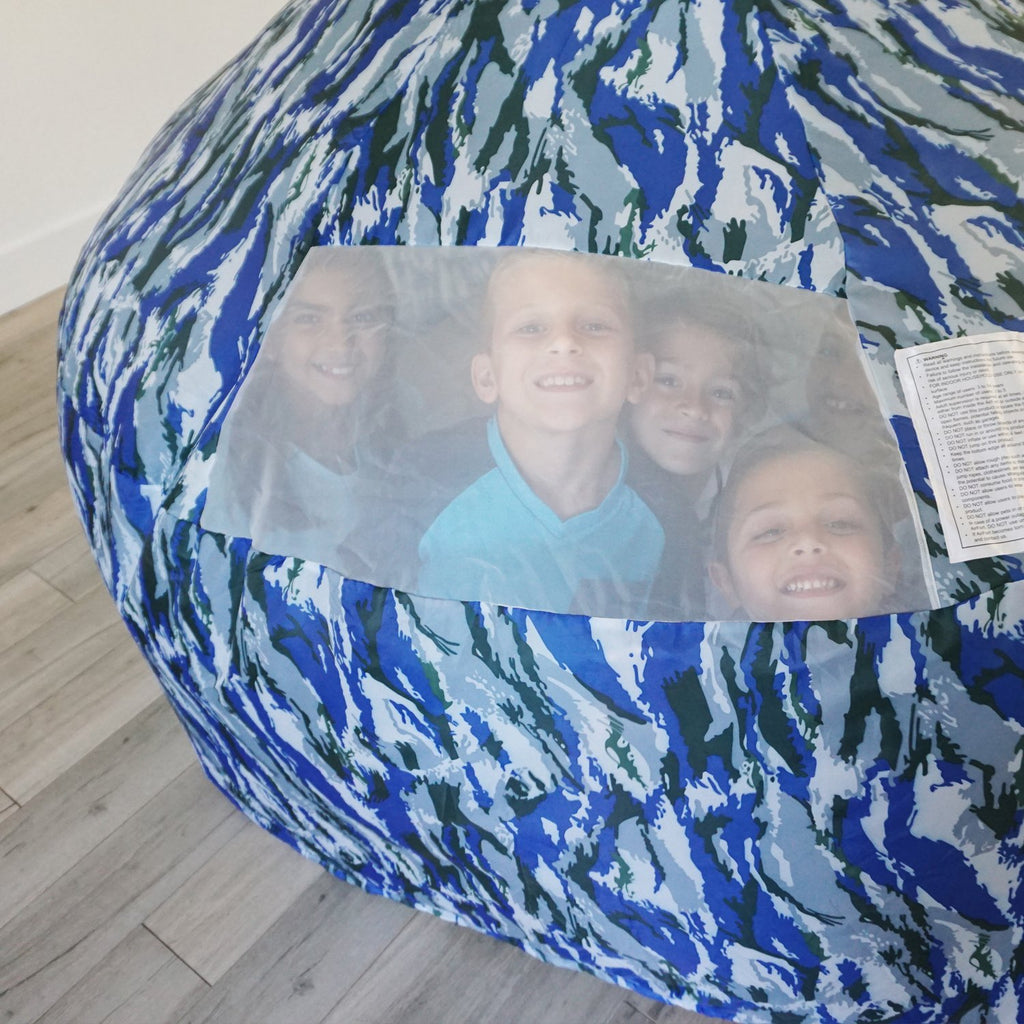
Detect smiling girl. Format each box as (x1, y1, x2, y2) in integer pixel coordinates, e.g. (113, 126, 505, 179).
(708, 432, 901, 621)
(201, 248, 401, 564)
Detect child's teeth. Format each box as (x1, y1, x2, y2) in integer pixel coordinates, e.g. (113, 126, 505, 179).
(784, 577, 839, 593)
(313, 362, 354, 376)
(541, 374, 587, 387)
(825, 396, 860, 412)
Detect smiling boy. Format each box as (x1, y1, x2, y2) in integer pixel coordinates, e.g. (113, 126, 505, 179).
(414, 249, 664, 615)
(708, 433, 899, 621)
(630, 322, 742, 485)
(624, 297, 763, 617)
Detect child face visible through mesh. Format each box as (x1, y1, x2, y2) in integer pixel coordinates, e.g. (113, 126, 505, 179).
(471, 253, 648, 437)
(630, 325, 741, 478)
(710, 447, 894, 621)
(268, 264, 393, 408)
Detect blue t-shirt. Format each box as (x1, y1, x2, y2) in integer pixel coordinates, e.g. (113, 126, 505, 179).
(417, 419, 664, 614)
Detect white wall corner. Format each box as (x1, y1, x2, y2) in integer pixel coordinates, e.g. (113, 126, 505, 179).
(0, 209, 105, 315)
(1, 0, 282, 317)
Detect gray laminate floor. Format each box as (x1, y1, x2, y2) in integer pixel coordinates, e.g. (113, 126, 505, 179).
(0, 290, 730, 1024)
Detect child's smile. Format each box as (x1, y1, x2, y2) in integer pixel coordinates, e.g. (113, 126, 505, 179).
(819, 393, 868, 415)
(473, 255, 647, 435)
(309, 350, 363, 378)
(711, 448, 892, 621)
(661, 417, 718, 445)
(630, 328, 738, 477)
(271, 268, 390, 407)
(805, 334, 880, 446)
(535, 371, 593, 391)
(780, 572, 845, 596)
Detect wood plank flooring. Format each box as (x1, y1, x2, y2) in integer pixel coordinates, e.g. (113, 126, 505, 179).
(0, 291, 729, 1024)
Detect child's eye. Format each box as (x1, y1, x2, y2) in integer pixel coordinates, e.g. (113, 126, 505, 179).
(579, 319, 615, 334)
(826, 518, 863, 534)
(290, 312, 322, 327)
(512, 320, 545, 336)
(750, 525, 785, 543)
(708, 384, 737, 403)
(347, 306, 392, 330)
(654, 373, 680, 388)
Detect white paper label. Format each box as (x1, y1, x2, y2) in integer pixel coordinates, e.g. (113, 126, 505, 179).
(895, 332, 1024, 563)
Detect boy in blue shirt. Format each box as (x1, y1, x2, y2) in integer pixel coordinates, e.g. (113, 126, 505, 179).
(415, 249, 664, 615)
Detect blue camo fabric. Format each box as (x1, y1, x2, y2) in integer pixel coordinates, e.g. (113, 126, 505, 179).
(58, 1, 1024, 1021)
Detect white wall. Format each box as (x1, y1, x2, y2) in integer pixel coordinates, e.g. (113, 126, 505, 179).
(0, 0, 284, 314)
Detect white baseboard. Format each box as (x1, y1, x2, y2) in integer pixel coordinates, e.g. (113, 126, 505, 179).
(0, 207, 105, 316)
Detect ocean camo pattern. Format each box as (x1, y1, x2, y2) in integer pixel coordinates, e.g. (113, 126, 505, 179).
(57, 0, 1024, 1021)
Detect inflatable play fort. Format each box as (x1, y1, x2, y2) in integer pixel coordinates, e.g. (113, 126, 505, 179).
(58, 1, 1024, 1020)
